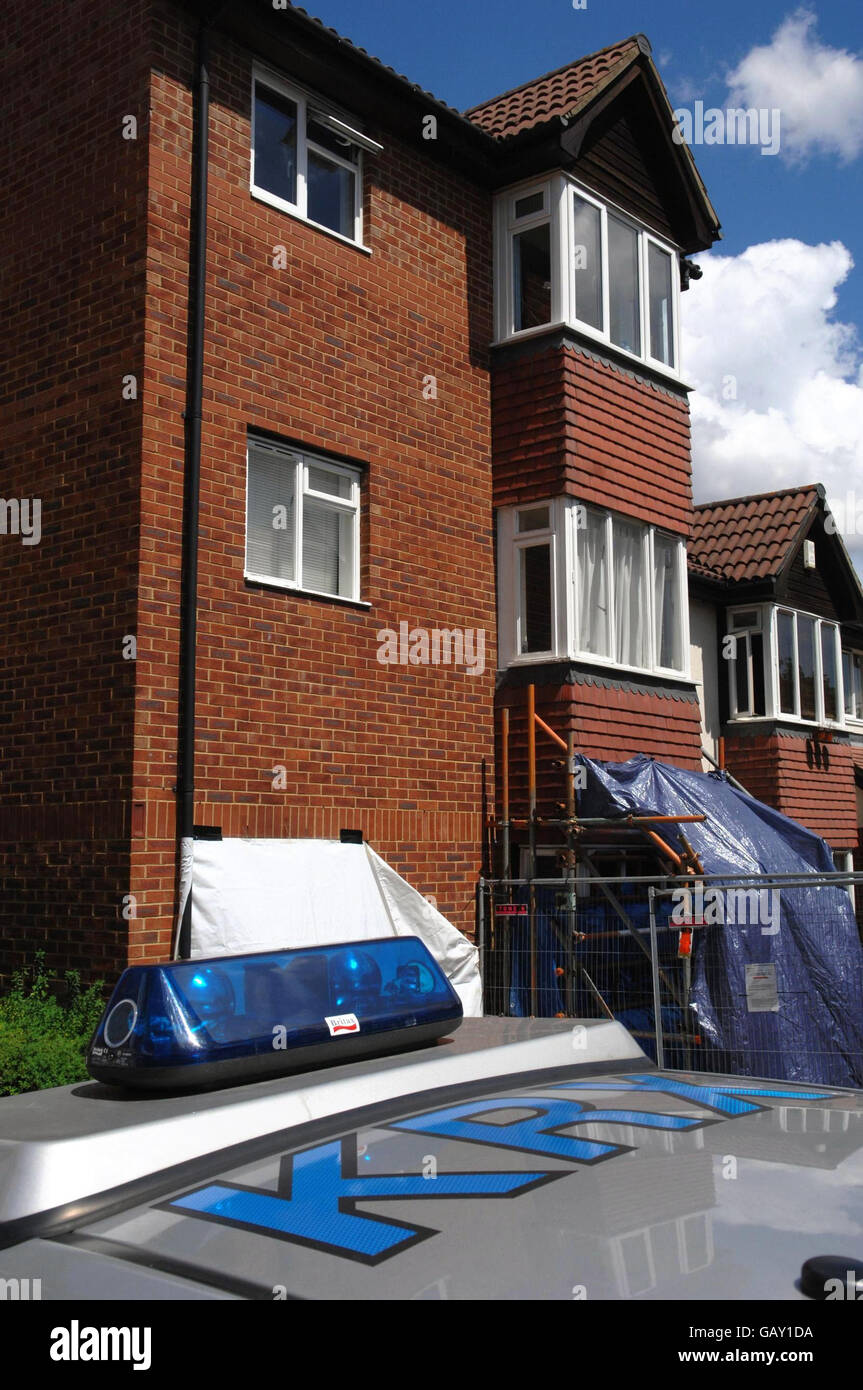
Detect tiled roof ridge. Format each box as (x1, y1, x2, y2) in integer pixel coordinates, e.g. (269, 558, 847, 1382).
(694, 483, 822, 513)
(464, 34, 644, 117)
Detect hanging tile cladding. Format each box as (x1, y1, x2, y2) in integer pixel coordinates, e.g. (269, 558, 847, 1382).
(491, 341, 692, 532)
(724, 731, 858, 848)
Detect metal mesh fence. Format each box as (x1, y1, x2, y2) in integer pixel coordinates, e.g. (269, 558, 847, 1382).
(478, 872, 863, 1086)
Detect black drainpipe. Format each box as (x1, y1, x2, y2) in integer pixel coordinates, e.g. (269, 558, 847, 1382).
(175, 17, 212, 957)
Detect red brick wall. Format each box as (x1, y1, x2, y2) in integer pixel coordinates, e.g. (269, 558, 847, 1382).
(127, 6, 496, 963)
(497, 679, 703, 820)
(492, 343, 692, 534)
(724, 732, 858, 849)
(0, 0, 150, 982)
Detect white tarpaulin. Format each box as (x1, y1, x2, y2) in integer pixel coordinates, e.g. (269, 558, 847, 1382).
(187, 838, 482, 1016)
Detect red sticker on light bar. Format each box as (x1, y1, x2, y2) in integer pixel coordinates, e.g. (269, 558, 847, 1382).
(325, 1013, 360, 1036)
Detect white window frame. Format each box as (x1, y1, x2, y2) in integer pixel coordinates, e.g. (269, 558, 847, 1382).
(251, 65, 380, 250)
(833, 849, 856, 909)
(842, 647, 863, 724)
(496, 497, 690, 679)
(498, 500, 567, 663)
(494, 175, 681, 377)
(244, 437, 362, 602)
(726, 604, 844, 727)
(726, 609, 767, 720)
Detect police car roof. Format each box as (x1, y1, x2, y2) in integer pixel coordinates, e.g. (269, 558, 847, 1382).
(0, 1019, 860, 1300)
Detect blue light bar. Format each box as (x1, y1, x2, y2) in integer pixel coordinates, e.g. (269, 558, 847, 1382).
(87, 937, 463, 1090)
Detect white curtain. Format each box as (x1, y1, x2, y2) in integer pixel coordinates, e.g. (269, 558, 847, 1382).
(613, 519, 648, 667)
(653, 535, 681, 670)
(577, 509, 610, 656)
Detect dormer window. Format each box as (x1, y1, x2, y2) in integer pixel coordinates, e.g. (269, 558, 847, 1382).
(496, 176, 680, 374)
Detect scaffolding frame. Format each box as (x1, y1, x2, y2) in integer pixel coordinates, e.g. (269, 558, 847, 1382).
(488, 684, 712, 1014)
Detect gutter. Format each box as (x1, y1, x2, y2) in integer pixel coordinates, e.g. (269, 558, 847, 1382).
(174, 16, 213, 958)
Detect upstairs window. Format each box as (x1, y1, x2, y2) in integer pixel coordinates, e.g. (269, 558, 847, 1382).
(251, 68, 381, 245)
(497, 176, 680, 373)
(507, 186, 554, 333)
(727, 606, 842, 725)
(245, 437, 361, 601)
(575, 507, 685, 673)
(497, 499, 688, 676)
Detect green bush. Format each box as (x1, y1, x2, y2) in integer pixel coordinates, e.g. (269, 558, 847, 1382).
(0, 953, 105, 1096)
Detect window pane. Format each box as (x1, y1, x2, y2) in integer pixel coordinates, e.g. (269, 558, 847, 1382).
(572, 194, 603, 331)
(735, 635, 750, 714)
(253, 86, 298, 205)
(246, 446, 296, 581)
(513, 223, 551, 331)
(517, 506, 550, 533)
(612, 518, 647, 667)
(577, 509, 610, 658)
(514, 191, 544, 218)
(821, 626, 838, 720)
(520, 544, 552, 652)
(653, 534, 682, 670)
(843, 650, 854, 716)
(608, 214, 641, 355)
(307, 115, 359, 162)
(307, 149, 356, 237)
(307, 464, 353, 499)
(798, 616, 816, 720)
(648, 242, 675, 365)
(751, 632, 766, 715)
(777, 611, 796, 713)
(303, 499, 354, 597)
(731, 609, 760, 630)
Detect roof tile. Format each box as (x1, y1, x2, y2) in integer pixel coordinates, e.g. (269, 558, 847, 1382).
(688, 486, 820, 584)
(465, 36, 642, 139)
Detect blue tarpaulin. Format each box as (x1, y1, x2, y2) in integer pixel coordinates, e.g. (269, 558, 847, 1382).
(576, 754, 863, 1088)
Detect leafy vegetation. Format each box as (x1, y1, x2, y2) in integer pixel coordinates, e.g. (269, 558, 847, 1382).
(0, 953, 104, 1095)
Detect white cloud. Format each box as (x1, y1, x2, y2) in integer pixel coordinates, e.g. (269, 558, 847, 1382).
(681, 238, 863, 566)
(726, 8, 863, 164)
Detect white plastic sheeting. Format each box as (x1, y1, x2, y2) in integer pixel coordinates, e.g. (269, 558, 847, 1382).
(186, 838, 482, 1016)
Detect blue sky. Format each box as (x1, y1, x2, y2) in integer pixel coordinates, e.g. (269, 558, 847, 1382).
(304, 1, 862, 308)
(301, 2, 863, 538)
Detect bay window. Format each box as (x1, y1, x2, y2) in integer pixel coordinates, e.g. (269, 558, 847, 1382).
(497, 175, 680, 373)
(727, 605, 843, 725)
(498, 499, 688, 676)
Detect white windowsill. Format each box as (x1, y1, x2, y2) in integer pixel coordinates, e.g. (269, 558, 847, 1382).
(727, 714, 848, 731)
(250, 186, 372, 255)
(244, 572, 371, 608)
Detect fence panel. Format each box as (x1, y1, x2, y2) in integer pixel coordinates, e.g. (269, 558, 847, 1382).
(479, 872, 863, 1087)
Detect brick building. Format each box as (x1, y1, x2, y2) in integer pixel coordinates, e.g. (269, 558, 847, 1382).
(2, 1, 724, 981)
(690, 485, 863, 882)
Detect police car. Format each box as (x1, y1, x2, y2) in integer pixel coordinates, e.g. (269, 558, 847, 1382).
(0, 936, 861, 1301)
